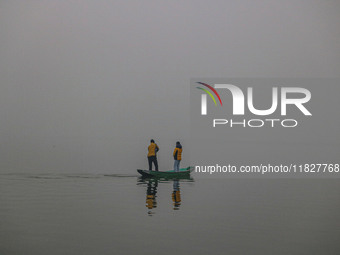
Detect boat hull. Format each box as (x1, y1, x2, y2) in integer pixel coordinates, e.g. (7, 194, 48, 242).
(137, 167, 194, 178)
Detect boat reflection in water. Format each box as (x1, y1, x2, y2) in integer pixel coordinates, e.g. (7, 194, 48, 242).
(137, 176, 194, 216)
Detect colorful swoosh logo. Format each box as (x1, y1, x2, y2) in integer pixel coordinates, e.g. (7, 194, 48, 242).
(196, 82, 223, 106)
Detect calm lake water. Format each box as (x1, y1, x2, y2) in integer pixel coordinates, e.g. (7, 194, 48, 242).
(1, 173, 340, 255)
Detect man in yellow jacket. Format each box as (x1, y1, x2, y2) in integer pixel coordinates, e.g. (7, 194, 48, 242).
(148, 139, 159, 171)
(173, 141, 182, 172)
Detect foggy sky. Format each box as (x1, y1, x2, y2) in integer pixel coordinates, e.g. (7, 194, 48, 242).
(0, 0, 339, 174)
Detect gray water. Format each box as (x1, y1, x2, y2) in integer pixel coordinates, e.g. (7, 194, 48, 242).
(1, 173, 340, 255)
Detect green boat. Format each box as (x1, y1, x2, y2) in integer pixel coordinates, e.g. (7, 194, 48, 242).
(137, 166, 194, 178)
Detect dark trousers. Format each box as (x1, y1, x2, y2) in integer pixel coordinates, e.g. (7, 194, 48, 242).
(148, 156, 158, 171)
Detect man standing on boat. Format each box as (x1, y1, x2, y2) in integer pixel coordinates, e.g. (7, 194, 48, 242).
(147, 139, 159, 171)
(173, 141, 182, 172)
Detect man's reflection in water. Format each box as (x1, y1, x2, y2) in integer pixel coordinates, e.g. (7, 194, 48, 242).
(145, 179, 158, 216)
(139, 177, 192, 215)
(172, 179, 181, 210)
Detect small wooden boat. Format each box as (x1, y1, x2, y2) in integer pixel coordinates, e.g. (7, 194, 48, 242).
(137, 166, 194, 178)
